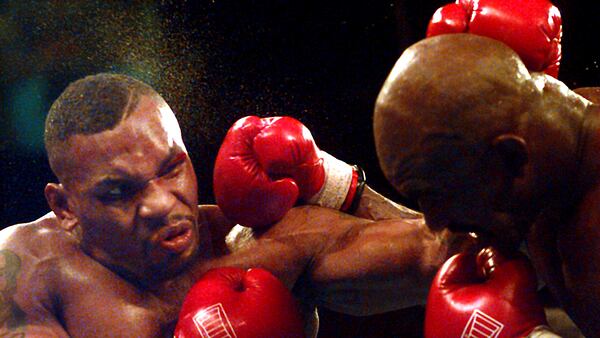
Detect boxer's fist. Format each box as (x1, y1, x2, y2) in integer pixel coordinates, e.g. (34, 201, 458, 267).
(427, 0, 562, 77)
(425, 247, 557, 338)
(214, 116, 364, 228)
(174, 267, 304, 338)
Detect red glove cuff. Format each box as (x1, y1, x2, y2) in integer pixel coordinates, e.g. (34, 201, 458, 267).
(341, 165, 366, 214)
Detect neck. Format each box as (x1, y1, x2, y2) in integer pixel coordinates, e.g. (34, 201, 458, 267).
(575, 103, 600, 193)
(524, 82, 592, 210)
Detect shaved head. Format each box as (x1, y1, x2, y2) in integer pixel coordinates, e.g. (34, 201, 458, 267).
(372, 33, 591, 246)
(373, 34, 544, 191)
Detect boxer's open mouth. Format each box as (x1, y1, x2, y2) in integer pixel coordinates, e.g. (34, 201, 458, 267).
(157, 223, 193, 254)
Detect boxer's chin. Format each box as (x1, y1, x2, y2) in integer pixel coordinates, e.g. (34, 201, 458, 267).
(479, 212, 528, 253)
(447, 221, 480, 234)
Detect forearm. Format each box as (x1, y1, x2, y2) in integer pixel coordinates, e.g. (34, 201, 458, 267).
(354, 186, 477, 256)
(353, 185, 422, 221)
(308, 216, 452, 315)
(209, 206, 439, 315)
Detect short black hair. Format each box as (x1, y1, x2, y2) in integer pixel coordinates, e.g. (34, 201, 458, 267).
(44, 73, 158, 178)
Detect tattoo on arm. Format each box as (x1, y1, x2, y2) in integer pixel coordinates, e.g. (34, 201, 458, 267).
(0, 250, 26, 333)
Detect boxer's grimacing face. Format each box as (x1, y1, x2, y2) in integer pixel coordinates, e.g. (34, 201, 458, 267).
(59, 95, 203, 282)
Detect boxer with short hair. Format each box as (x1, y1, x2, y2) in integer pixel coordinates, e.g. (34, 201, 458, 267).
(0, 73, 469, 337)
(374, 33, 600, 336)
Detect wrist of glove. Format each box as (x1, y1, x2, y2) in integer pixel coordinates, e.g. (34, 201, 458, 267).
(307, 151, 366, 213)
(214, 115, 367, 229)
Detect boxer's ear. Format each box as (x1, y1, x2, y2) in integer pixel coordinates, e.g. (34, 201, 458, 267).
(44, 183, 78, 231)
(491, 134, 528, 178)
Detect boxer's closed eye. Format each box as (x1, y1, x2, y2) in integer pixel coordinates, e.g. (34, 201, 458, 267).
(95, 180, 139, 203)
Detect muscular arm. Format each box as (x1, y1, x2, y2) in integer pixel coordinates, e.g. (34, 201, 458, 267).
(201, 205, 471, 316)
(306, 209, 456, 315)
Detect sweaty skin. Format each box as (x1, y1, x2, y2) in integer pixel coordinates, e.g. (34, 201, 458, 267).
(374, 33, 600, 336)
(0, 93, 468, 337)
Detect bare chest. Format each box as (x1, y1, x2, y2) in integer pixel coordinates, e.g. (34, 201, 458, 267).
(53, 260, 192, 337)
(60, 287, 180, 337)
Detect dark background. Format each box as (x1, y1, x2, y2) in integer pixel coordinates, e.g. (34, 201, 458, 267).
(1, 1, 598, 337)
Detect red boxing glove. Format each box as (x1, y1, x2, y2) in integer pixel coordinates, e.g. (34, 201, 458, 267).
(174, 267, 304, 338)
(425, 247, 558, 338)
(214, 116, 365, 228)
(426, 0, 562, 78)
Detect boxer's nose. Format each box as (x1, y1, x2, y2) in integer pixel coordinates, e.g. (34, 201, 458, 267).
(138, 178, 176, 220)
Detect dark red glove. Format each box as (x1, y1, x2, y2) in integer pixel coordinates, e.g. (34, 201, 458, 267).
(427, 0, 562, 78)
(214, 116, 364, 228)
(425, 247, 558, 338)
(174, 267, 304, 338)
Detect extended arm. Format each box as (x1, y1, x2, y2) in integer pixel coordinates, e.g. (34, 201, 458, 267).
(306, 210, 449, 315)
(201, 205, 472, 316)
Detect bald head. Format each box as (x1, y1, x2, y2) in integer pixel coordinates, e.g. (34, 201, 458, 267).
(372, 33, 593, 245)
(373, 34, 548, 191)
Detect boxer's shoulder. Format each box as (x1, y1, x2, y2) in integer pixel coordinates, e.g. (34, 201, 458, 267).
(0, 212, 112, 302)
(0, 214, 92, 333)
(0, 212, 78, 257)
(1, 214, 91, 293)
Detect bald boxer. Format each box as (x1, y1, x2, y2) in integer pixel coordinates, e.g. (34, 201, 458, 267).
(374, 33, 600, 336)
(0, 73, 470, 337)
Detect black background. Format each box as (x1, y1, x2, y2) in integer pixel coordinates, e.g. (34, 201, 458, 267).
(1, 1, 598, 336)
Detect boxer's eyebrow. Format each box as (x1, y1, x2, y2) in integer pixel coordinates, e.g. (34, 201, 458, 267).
(90, 148, 188, 191)
(89, 163, 149, 190)
(158, 148, 187, 175)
